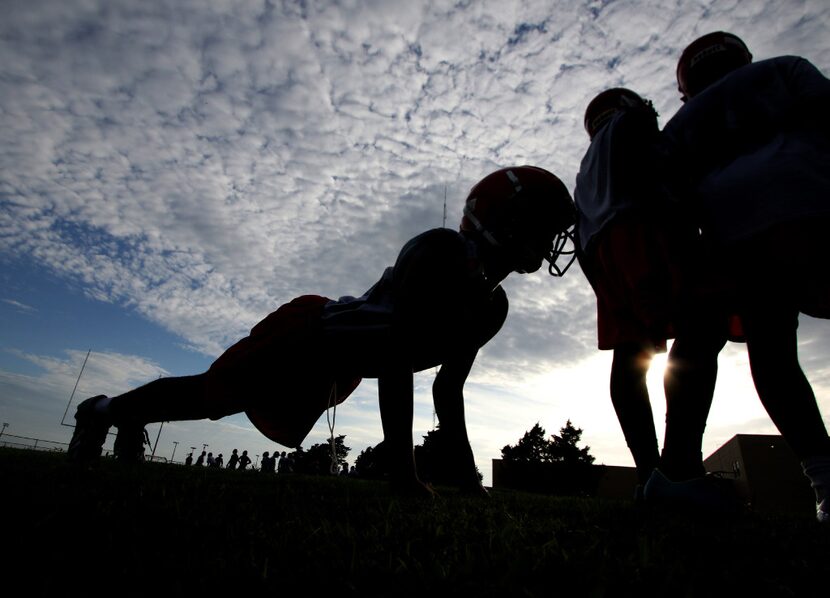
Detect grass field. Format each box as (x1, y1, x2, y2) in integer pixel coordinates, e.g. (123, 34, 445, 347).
(3, 447, 828, 597)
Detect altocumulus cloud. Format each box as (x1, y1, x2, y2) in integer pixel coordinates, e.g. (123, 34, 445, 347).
(2, 0, 830, 475)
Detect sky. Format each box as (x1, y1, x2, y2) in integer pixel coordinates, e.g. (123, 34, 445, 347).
(1, 0, 829, 485)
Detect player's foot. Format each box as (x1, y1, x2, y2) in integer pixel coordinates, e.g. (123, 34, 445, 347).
(113, 425, 150, 463)
(802, 456, 830, 524)
(643, 468, 741, 513)
(67, 395, 111, 463)
(817, 498, 829, 524)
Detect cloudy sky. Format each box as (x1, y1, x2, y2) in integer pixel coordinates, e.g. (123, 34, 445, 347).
(1, 0, 829, 484)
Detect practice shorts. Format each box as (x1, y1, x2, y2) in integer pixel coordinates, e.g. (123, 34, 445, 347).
(585, 216, 693, 351)
(205, 295, 362, 447)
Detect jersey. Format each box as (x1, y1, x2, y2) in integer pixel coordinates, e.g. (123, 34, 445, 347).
(662, 55, 830, 246)
(574, 107, 672, 254)
(320, 228, 508, 374)
(207, 227, 508, 447)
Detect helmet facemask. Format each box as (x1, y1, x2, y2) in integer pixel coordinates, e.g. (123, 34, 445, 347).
(502, 204, 576, 276)
(546, 228, 577, 277)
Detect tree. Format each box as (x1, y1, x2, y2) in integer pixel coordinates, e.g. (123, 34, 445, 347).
(498, 420, 599, 496)
(501, 422, 551, 463)
(501, 421, 595, 465)
(290, 435, 350, 475)
(548, 420, 595, 465)
(353, 441, 390, 480)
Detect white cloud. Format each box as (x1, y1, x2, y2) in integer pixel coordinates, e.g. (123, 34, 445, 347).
(2, 299, 36, 313)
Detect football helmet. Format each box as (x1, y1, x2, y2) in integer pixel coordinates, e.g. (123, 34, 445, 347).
(460, 166, 576, 276)
(677, 31, 752, 102)
(583, 88, 657, 139)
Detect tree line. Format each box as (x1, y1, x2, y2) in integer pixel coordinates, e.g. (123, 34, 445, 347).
(281, 420, 595, 492)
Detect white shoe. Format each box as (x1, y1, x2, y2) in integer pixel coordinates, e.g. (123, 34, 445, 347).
(817, 498, 829, 524)
(802, 455, 830, 524)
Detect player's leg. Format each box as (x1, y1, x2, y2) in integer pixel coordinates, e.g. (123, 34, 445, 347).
(378, 366, 434, 497)
(609, 342, 660, 486)
(661, 323, 727, 481)
(108, 374, 213, 424)
(68, 374, 215, 463)
(742, 305, 830, 521)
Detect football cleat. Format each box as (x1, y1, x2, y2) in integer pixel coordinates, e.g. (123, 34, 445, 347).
(67, 395, 111, 463)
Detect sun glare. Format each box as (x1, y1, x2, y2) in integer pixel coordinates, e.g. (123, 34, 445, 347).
(646, 350, 669, 393)
(644, 347, 670, 443)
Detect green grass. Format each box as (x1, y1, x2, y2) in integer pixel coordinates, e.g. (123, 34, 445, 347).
(3, 447, 828, 597)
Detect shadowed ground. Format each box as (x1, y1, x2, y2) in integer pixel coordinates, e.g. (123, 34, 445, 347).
(3, 448, 828, 597)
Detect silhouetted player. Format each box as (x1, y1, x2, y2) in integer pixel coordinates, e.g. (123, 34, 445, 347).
(260, 451, 275, 473)
(238, 450, 251, 471)
(574, 88, 728, 494)
(661, 31, 830, 522)
(68, 166, 576, 497)
(227, 448, 239, 470)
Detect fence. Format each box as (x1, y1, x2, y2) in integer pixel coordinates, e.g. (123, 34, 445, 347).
(0, 433, 169, 462)
(0, 433, 68, 452)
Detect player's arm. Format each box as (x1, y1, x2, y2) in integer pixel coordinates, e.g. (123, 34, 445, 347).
(375, 231, 465, 497)
(378, 365, 435, 497)
(432, 285, 508, 496)
(432, 347, 486, 495)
